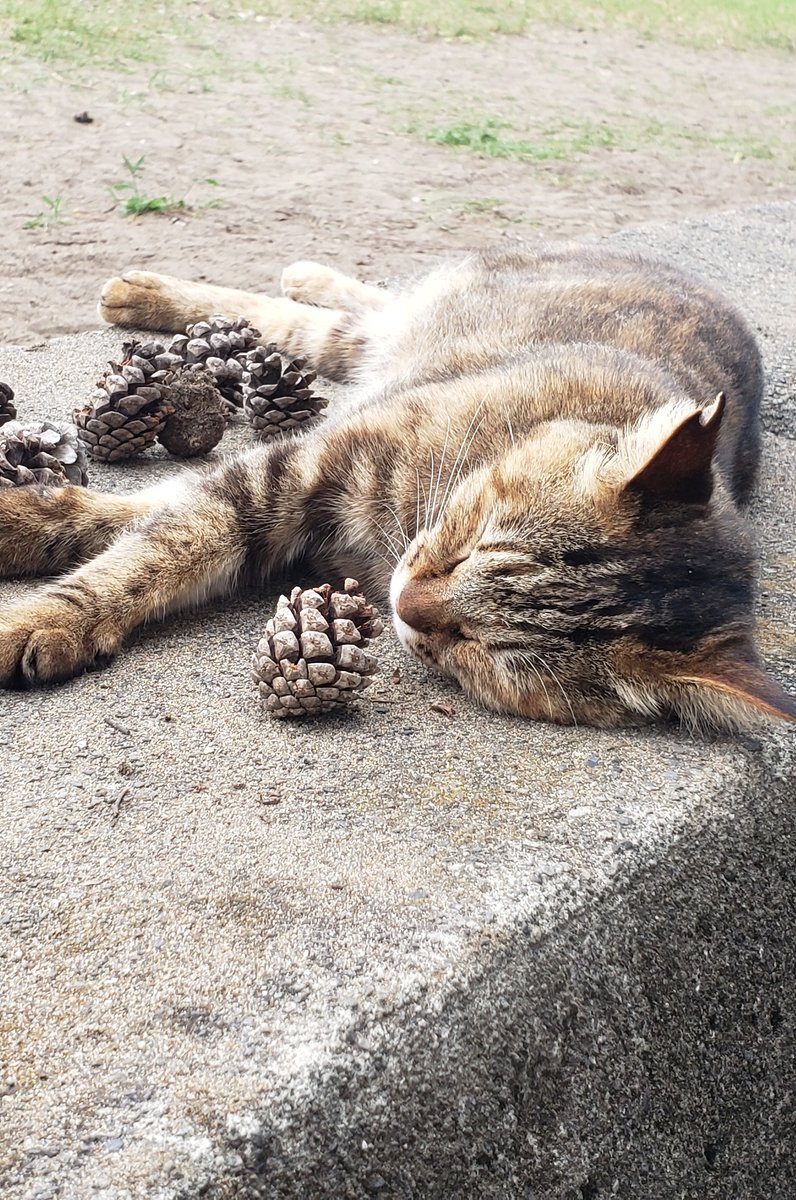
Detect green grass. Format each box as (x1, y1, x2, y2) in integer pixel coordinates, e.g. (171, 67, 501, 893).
(0, 0, 187, 66)
(247, 0, 795, 48)
(1, 0, 794, 66)
(110, 155, 187, 218)
(420, 117, 620, 161)
(24, 194, 66, 230)
(415, 109, 791, 167)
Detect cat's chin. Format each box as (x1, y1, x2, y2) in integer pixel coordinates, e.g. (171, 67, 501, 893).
(391, 608, 447, 674)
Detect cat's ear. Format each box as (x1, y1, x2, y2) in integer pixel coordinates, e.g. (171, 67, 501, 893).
(668, 638, 796, 728)
(624, 393, 725, 506)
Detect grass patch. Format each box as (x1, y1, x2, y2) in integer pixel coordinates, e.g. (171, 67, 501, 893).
(24, 194, 67, 230)
(1, 0, 794, 65)
(419, 117, 619, 161)
(242, 0, 796, 49)
(459, 196, 508, 212)
(415, 109, 791, 168)
(110, 155, 187, 218)
(0, 0, 190, 66)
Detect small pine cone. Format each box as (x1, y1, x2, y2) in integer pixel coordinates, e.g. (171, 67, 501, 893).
(0, 419, 88, 488)
(75, 344, 176, 462)
(242, 344, 328, 439)
(168, 315, 260, 412)
(252, 578, 384, 718)
(0, 382, 16, 426)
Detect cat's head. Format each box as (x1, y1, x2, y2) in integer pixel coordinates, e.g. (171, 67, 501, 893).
(391, 396, 796, 731)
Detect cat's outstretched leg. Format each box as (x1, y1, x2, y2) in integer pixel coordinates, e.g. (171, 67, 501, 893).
(280, 261, 395, 311)
(0, 470, 246, 685)
(98, 271, 284, 334)
(0, 478, 185, 578)
(0, 440, 319, 686)
(99, 271, 369, 381)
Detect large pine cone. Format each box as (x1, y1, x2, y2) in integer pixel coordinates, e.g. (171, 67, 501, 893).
(0, 420, 88, 488)
(242, 344, 328, 439)
(252, 579, 383, 718)
(74, 343, 176, 462)
(168, 316, 259, 412)
(0, 382, 16, 426)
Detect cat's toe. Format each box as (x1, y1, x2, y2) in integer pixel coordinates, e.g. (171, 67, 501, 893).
(0, 620, 33, 686)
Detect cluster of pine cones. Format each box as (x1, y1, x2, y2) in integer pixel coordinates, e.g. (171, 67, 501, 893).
(1, 314, 329, 485)
(74, 315, 328, 464)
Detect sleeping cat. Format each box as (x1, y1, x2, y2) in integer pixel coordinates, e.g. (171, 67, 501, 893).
(0, 245, 794, 730)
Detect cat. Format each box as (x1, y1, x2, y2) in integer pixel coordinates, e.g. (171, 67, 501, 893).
(0, 245, 794, 731)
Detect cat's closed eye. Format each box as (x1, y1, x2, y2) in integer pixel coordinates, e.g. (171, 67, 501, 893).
(442, 552, 471, 574)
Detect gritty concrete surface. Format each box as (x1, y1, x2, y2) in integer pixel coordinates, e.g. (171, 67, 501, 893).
(0, 205, 795, 1200)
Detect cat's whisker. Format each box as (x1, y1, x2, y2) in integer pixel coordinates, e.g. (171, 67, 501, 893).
(524, 658, 555, 722)
(438, 414, 487, 521)
(506, 417, 515, 447)
(529, 649, 579, 727)
(436, 398, 487, 522)
(381, 501, 410, 551)
(427, 446, 439, 530)
(428, 419, 452, 528)
(368, 515, 402, 564)
(414, 468, 423, 540)
(443, 399, 490, 513)
(370, 545, 398, 571)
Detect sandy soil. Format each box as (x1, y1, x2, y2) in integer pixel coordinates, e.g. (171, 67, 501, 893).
(1, 17, 795, 346)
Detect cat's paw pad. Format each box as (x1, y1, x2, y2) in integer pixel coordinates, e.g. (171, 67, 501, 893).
(0, 602, 118, 687)
(98, 271, 175, 329)
(280, 261, 344, 307)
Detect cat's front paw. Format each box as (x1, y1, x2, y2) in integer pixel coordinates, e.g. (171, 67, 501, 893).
(98, 270, 183, 330)
(0, 599, 119, 686)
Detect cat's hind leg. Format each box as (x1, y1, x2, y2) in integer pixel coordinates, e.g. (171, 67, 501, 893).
(100, 271, 371, 381)
(280, 261, 395, 311)
(98, 270, 281, 333)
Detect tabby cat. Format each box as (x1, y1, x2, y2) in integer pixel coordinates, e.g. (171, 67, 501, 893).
(1, 245, 794, 730)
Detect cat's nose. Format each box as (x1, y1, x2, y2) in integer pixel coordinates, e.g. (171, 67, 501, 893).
(394, 579, 440, 633)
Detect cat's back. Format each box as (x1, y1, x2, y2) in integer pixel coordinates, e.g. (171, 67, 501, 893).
(359, 242, 763, 505)
(448, 244, 758, 395)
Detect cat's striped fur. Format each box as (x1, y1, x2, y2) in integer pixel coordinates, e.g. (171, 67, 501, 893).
(0, 245, 793, 730)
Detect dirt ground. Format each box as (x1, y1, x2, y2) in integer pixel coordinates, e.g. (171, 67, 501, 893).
(1, 16, 795, 346)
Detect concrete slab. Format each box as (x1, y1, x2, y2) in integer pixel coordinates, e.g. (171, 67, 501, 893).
(0, 204, 794, 1200)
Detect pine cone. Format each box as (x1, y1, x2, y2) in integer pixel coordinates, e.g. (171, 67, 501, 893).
(0, 382, 16, 426)
(0, 420, 88, 488)
(168, 316, 259, 413)
(120, 338, 183, 376)
(157, 368, 226, 458)
(252, 579, 383, 718)
(242, 344, 328, 439)
(75, 344, 176, 462)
